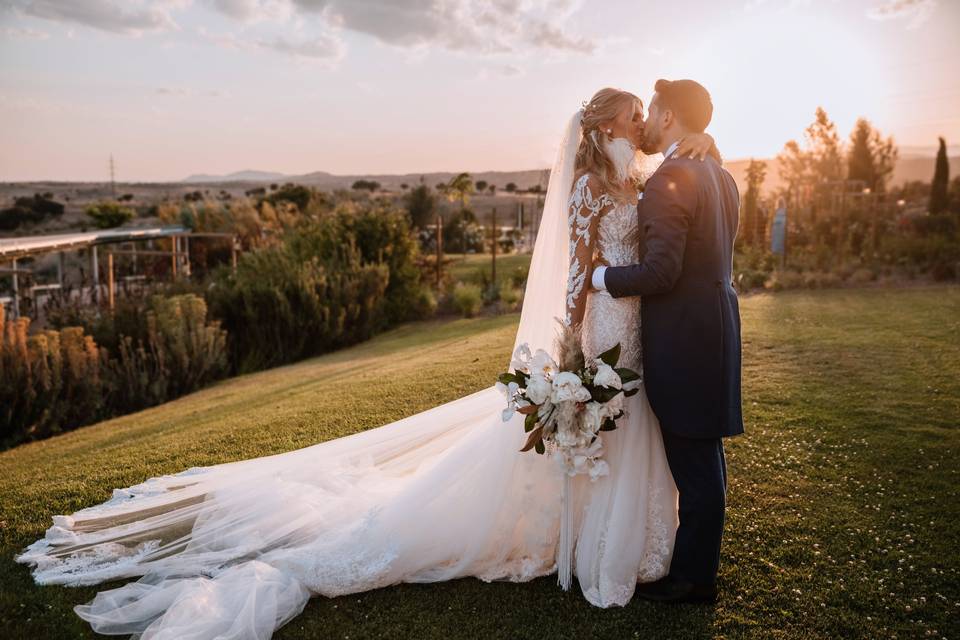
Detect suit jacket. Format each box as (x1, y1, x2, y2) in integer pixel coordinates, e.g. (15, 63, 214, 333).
(604, 153, 744, 439)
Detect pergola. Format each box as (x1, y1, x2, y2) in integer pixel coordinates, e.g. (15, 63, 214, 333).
(0, 226, 238, 319)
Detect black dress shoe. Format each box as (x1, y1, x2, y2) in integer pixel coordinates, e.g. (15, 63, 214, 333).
(635, 575, 718, 604)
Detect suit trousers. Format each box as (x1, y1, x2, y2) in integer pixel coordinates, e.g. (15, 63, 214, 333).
(660, 430, 728, 585)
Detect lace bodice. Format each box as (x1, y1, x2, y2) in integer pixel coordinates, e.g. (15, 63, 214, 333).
(564, 173, 640, 327)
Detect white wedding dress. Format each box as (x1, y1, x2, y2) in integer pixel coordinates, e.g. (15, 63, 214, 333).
(15, 113, 679, 639)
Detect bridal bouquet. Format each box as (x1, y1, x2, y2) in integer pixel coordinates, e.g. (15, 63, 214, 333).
(496, 321, 641, 481)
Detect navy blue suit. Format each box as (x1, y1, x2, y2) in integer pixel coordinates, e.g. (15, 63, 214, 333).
(603, 152, 743, 585)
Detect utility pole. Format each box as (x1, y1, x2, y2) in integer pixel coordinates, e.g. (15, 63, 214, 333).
(491, 207, 497, 287)
(435, 215, 443, 288)
(109, 154, 116, 197)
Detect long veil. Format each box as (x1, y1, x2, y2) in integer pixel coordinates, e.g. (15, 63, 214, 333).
(15, 112, 588, 640)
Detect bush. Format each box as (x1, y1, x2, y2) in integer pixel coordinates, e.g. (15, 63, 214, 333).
(86, 202, 135, 229)
(208, 201, 430, 372)
(498, 283, 522, 313)
(413, 287, 438, 318)
(848, 268, 876, 285)
(1, 294, 226, 447)
(452, 283, 483, 318)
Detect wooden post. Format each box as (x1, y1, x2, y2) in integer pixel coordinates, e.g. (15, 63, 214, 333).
(491, 207, 498, 287)
(57, 252, 65, 288)
(183, 235, 191, 277)
(107, 252, 115, 312)
(91, 246, 100, 305)
(435, 215, 443, 288)
(231, 236, 238, 271)
(171, 236, 178, 279)
(11, 257, 19, 320)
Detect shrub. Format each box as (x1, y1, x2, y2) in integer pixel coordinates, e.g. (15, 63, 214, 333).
(452, 283, 483, 318)
(207, 201, 427, 371)
(1, 294, 227, 447)
(86, 202, 135, 229)
(848, 268, 876, 285)
(498, 283, 522, 313)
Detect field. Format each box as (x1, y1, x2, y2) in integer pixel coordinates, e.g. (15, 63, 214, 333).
(1, 286, 958, 639)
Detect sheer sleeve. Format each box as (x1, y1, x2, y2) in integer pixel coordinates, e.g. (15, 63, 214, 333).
(564, 174, 614, 328)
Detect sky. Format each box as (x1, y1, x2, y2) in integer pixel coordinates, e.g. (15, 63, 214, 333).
(0, 0, 958, 182)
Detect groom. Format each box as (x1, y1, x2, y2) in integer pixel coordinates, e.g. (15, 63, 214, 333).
(591, 79, 743, 603)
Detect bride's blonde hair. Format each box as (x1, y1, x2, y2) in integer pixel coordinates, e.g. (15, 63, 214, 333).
(575, 87, 641, 201)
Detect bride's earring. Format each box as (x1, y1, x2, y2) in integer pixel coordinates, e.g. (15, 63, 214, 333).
(605, 128, 612, 135)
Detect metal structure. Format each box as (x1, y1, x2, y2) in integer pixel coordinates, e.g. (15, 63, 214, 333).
(0, 226, 238, 320)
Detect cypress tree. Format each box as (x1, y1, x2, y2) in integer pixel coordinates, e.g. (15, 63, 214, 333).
(929, 137, 949, 214)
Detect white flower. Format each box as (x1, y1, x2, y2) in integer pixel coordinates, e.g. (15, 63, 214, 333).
(588, 459, 609, 481)
(511, 343, 532, 372)
(495, 380, 518, 398)
(526, 373, 552, 405)
(593, 362, 622, 390)
(579, 401, 604, 436)
(551, 372, 591, 404)
(531, 349, 558, 378)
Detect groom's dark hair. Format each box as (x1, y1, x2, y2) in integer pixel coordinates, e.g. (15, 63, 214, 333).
(654, 79, 713, 133)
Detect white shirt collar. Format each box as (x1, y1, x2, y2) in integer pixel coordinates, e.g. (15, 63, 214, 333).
(664, 140, 681, 160)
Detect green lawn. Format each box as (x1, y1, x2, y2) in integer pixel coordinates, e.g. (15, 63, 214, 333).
(2, 286, 959, 639)
(446, 252, 532, 288)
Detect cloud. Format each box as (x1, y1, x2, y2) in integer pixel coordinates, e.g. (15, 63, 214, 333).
(155, 87, 230, 97)
(196, 26, 342, 62)
(0, 25, 50, 39)
(476, 63, 524, 80)
(866, 0, 937, 28)
(209, 0, 596, 55)
(256, 32, 342, 59)
(0, 0, 187, 36)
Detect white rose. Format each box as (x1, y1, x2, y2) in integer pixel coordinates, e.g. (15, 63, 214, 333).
(551, 372, 591, 404)
(579, 402, 604, 436)
(511, 343, 532, 372)
(526, 373, 552, 405)
(531, 349, 558, 378)
(593, 362, 622, 390)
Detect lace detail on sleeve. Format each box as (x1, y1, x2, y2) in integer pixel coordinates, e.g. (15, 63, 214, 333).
(565, 174, 615, 327)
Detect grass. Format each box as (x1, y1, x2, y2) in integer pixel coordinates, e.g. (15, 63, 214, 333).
(1, 286, 959, 639)
(446, 252, 532, 289)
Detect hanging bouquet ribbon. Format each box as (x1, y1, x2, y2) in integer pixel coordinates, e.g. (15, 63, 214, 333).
(496, 319, 641, 591)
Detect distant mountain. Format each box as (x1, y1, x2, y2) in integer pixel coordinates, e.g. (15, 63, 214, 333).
(181, 153, 956, 196)
(182, 170, 288, 183)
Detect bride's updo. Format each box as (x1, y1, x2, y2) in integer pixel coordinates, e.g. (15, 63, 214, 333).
(575, 87, 642, 201)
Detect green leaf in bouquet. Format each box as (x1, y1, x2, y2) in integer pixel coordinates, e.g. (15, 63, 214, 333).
(534, 440, 545, 455)
(498, 372, 519, 386)
(524, 412, 538, 433)
(589, 386, 621, 404)
(615, 367, 641, 383)
(597, 343, 621, 367)
(623, 388, 640, 397)
(600, 417, 618, 432)
(520, 426, 544, 453)
(514, 370, 530, 386)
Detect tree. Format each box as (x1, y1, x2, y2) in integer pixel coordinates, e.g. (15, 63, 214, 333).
(930, 137, 949, 214)
(475, 180, 488, 193)
(404, 182, 435, 230)
(848, 118, 899, 191)
(505, 182, 517, 193)
(742, 159, 767, 247)
(805, 107, 844, 184)
(488, 184, 497, 195)
(351, 180, 380, 192)
(445, 172, 474, 210)
(400, 183, 409, 190)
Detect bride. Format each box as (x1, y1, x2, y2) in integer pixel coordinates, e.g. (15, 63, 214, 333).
(16, 88, 715, 639)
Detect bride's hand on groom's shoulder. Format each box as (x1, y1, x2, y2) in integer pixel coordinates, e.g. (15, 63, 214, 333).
(676, 133, 720, 163)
